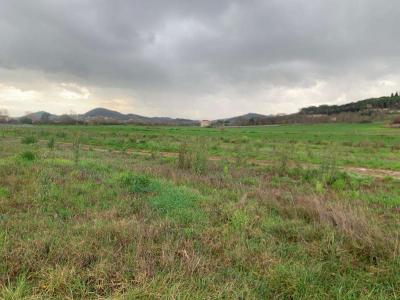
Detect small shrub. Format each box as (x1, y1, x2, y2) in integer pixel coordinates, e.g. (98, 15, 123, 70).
(47, 137, 55, 150)
(178, 142, 191, 170)
(21, 136, 37, 144)
(20, 151, 36, 161)
(177, 141, 208, 174)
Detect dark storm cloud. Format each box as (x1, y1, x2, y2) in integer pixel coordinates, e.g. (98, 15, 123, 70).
(1, 0, 400, 117)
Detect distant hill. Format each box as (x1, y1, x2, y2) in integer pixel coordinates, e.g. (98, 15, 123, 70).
(20, 107, 198, 125)
(83, 108, 128, 120)
(24, 111, 57, 122)
(215, 113, 270, 126)
(82, 107, 198, 125)
(16, 93, 400, 126)
(300, 94, 400, 115)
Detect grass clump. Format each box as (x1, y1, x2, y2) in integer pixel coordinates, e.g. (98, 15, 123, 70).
(72, 136, 80, 166)
(120, 173, 154, 194)
(20, 151, 36, 161)
(177, 141, 208, 174)
(149, 183, 204, 225)
(47, 137, 55, 150)
(21, 136, 37, 144)
(1, 276, 30, 300)
(118, 172, 204, 225)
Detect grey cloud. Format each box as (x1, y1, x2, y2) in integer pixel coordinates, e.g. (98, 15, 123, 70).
(1, 0, 400, 117)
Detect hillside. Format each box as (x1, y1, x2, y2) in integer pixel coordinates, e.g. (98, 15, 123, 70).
(17, 108, 199, 125)
(82, 108, 197, 125)
(300, 94, 400, 115)
(215, 113, 270, 126)
(83, 108, 129, 120)
(11, 94, 400, 127)
(24, 111, 57, 122)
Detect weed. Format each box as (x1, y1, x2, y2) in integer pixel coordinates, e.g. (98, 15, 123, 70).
(1, 275, 30, 300)
(73, 136, 80, 166)
(121, 173, 154, 194)
(177, 141, 208, 174)
(20, 151, 36, 161)
(21, 136, 37, 144)
(47, 137, 55, 150)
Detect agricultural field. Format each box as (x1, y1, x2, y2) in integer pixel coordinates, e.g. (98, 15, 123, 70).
(0, 123, 399, 299)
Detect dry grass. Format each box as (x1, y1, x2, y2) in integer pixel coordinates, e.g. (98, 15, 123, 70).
(0, 131, 399, 299)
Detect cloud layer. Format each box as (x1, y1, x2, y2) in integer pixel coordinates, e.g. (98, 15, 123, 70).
(1, 0, 400, 118)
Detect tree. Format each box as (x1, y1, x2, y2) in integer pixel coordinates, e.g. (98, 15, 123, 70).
(396, 92, 399, 97)
(391, 93, 394, 97)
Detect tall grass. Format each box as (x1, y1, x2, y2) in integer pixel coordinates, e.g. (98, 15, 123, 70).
(72, 135, 80, 166)
(177, 141, 208, 174)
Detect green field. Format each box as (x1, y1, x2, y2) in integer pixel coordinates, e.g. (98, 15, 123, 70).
(0, 123, 399, 299)
(2, 123, 400, 170)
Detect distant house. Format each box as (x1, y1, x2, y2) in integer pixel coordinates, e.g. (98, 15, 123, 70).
(200, 120, 211, 127)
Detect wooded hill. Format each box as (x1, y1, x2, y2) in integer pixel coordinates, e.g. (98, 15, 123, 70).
(300, 94, 400, 115)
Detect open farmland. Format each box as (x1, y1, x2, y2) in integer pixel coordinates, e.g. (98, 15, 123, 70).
(0, 123, 400, 299)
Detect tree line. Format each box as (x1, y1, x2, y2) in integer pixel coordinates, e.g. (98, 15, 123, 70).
(299, 94, 400, 115)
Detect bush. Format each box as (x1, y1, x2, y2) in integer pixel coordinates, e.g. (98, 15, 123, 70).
(21, 136, 37, 144)
(177, 141, 208, 174)
(20, 151, 36, 161)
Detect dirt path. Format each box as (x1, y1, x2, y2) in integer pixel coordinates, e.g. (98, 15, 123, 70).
(3, 137, 400, 180)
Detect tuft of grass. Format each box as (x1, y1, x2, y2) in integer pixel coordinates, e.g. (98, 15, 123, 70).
(47, 137, 55, 150)
(149, 183, 204, 225)
(177, 141, 208, 174)
(21, 136, 37, 144)
(20, 151, 36, 161)
(120, 173, 154, 194)
(1, 276, 30, 300)
(72, 136, 80, 166)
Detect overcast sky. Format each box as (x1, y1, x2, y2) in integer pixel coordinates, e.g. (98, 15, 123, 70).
(1, 0, 400, 118)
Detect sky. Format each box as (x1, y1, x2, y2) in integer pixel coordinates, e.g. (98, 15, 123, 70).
(1, 0, 400, 119)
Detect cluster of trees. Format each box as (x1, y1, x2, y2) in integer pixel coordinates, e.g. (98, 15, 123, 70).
(300, 94, 400, 115)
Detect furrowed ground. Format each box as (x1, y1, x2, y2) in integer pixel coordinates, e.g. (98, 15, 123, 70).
(0, 123, 399, 299)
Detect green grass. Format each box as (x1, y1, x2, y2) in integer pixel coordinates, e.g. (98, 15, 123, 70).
(2, 122, 400, 170)
(0, 123, 399, 298)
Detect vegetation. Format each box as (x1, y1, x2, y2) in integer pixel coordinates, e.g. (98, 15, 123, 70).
(300, 94, 400, 115)
(0, 123, 399, 298)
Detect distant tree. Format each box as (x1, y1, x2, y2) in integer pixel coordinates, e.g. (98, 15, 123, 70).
(391, 93, 394, 97)
(396, 92, 399, 97)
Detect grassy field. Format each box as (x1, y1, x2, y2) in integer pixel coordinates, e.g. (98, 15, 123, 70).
(0, 123, 399, 299)
(2, 123, 400, 170)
